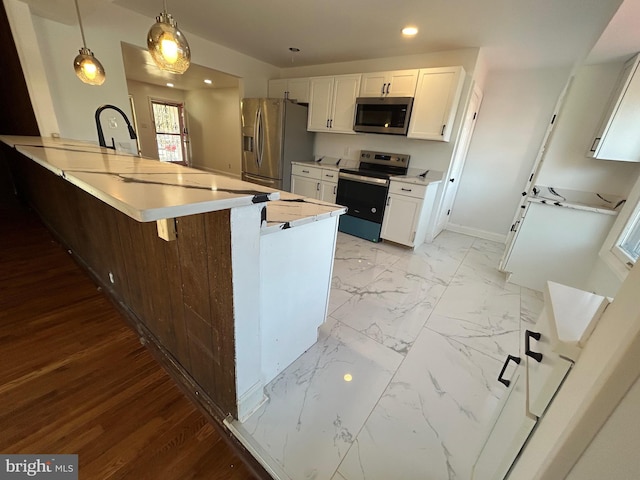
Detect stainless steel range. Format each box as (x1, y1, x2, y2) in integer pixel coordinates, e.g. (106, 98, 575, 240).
(336, 150, 410, 242)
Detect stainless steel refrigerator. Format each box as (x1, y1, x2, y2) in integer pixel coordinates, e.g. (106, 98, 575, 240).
(241, 98, 314, 191)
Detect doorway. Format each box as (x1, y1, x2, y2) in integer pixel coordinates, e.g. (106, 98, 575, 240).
(151, 100, 189, 164)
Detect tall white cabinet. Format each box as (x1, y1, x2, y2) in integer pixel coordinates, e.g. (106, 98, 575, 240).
(588, 52, 640, 162)
(408, 66, 465, 142)
(472, 282, 609, 480)
(307, 74, 361, 133)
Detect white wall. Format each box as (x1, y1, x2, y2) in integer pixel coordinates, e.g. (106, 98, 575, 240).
(185, 88, 242, 176)
(564, 371, 640, 479)
(8, 0, 279, 147)
(537, 62, 640, 195)
(126, 80, 187, 158)
(450, 67, 571, 237)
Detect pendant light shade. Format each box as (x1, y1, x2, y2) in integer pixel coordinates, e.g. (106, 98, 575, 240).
(147, 2, 190, 74)
(74, 47, 106, 85)
(72, 0, 105, 85)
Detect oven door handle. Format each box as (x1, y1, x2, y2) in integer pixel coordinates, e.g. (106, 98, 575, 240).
(338, 172, 389, 186)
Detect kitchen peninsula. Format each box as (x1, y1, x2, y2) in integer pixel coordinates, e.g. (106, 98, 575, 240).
(0, 135, 346, 422)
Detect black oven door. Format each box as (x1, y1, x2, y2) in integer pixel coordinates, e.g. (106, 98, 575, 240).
(336, 173, 389, 224)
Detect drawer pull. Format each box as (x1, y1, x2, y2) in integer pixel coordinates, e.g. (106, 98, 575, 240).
(325, 174, 334, 178)
(498, 355, 521, 387)
(302, 169, 310, 173)
(401, 188, 412, 192)
(525, 330, 543, 363)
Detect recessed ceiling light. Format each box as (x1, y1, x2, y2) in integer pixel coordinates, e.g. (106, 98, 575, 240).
(166, 82, 174, 87)
(402, 26, 418, 36)
(204, 79, 212, 85)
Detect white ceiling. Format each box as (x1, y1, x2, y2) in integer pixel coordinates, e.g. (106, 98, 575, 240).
(109, 0, 629, 69)
(121, 42, 239, 91)
(20, 0, 640, 90)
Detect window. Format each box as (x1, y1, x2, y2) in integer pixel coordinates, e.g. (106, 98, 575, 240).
(600, 173, 640, 280)
(151, 101, 188, 163)
(614, 206, 640, 266)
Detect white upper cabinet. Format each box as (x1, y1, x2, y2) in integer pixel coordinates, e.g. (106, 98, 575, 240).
(308, 74, 361, 134)
(588, 53, 640, 162)
(408, 66, 465, 142)
(268, 78, 310, 103)
(359, 70, 419, 97)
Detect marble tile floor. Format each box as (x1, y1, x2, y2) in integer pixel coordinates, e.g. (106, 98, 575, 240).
(231, 230, 544, 480)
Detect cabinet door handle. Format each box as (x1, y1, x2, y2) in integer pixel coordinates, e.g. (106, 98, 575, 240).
(386, 83, 390, 94)
(525, 330, 543, 363)
(498, 355, 521, 387)
(441, 124, 446, 136)
(317, 182, 320, 191)
(329, 119, 333, 128)
(326, 119, 330, 128)
(590, 137, 601, 152)
(386, 197, 391, 206)
(381, 83, 387, 95)
(401, 187, 412, 192)
(333, 185, 337, 195)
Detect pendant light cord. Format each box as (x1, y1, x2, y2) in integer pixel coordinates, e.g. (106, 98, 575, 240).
(74, 0, 87, 48)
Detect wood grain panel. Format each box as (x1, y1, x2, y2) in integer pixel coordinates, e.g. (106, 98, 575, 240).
(5, 150, 239, 419)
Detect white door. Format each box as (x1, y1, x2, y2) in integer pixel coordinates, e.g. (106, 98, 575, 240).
(380, 194, 420, 246)
(291, 175, 320, 198)
(473, 369, 537, 480)
(435, 84, 483, 235)
(320, 181, 337, 203)
(308, 77, 333, 131)
(330, 74, 361, 133)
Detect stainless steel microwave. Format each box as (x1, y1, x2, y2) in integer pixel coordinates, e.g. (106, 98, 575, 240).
(353, 96, 414, 135)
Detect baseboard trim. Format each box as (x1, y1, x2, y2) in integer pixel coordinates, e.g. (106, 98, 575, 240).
(225, 417, 293, 480)
(445, 223, 507, 243)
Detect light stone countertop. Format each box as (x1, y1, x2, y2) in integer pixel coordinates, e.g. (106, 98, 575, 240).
(391, 168, 444, 186)
(528, 185, 625, 216)
(1, 136, 345, 229)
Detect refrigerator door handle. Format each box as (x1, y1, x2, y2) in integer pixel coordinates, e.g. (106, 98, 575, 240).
(254, 106, 261, 167)
(257, 107, 265, 168)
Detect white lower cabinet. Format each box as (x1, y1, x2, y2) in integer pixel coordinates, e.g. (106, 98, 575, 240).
(472, 282, 609, 480)
(381, 179, 439, 247)
(291, 164, 321, 197)
(291, 163, 338, 202)
(319, 169, 338, 203)
(473, 367, 537, 480)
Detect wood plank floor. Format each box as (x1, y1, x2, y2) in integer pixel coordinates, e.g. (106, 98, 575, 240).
(0, 200, 262, 479)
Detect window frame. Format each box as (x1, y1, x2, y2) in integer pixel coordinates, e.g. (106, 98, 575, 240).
(600, 173, 640, 280)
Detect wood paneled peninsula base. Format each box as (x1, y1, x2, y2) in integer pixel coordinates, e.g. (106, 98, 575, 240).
(1, 135, 345, 426)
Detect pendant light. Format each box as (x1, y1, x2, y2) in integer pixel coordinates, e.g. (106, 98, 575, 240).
(72, 0, 105, 86)
(147, 0, 191, 74)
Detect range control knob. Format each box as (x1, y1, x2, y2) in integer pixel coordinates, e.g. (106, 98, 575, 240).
(371, 207, 377, 213)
